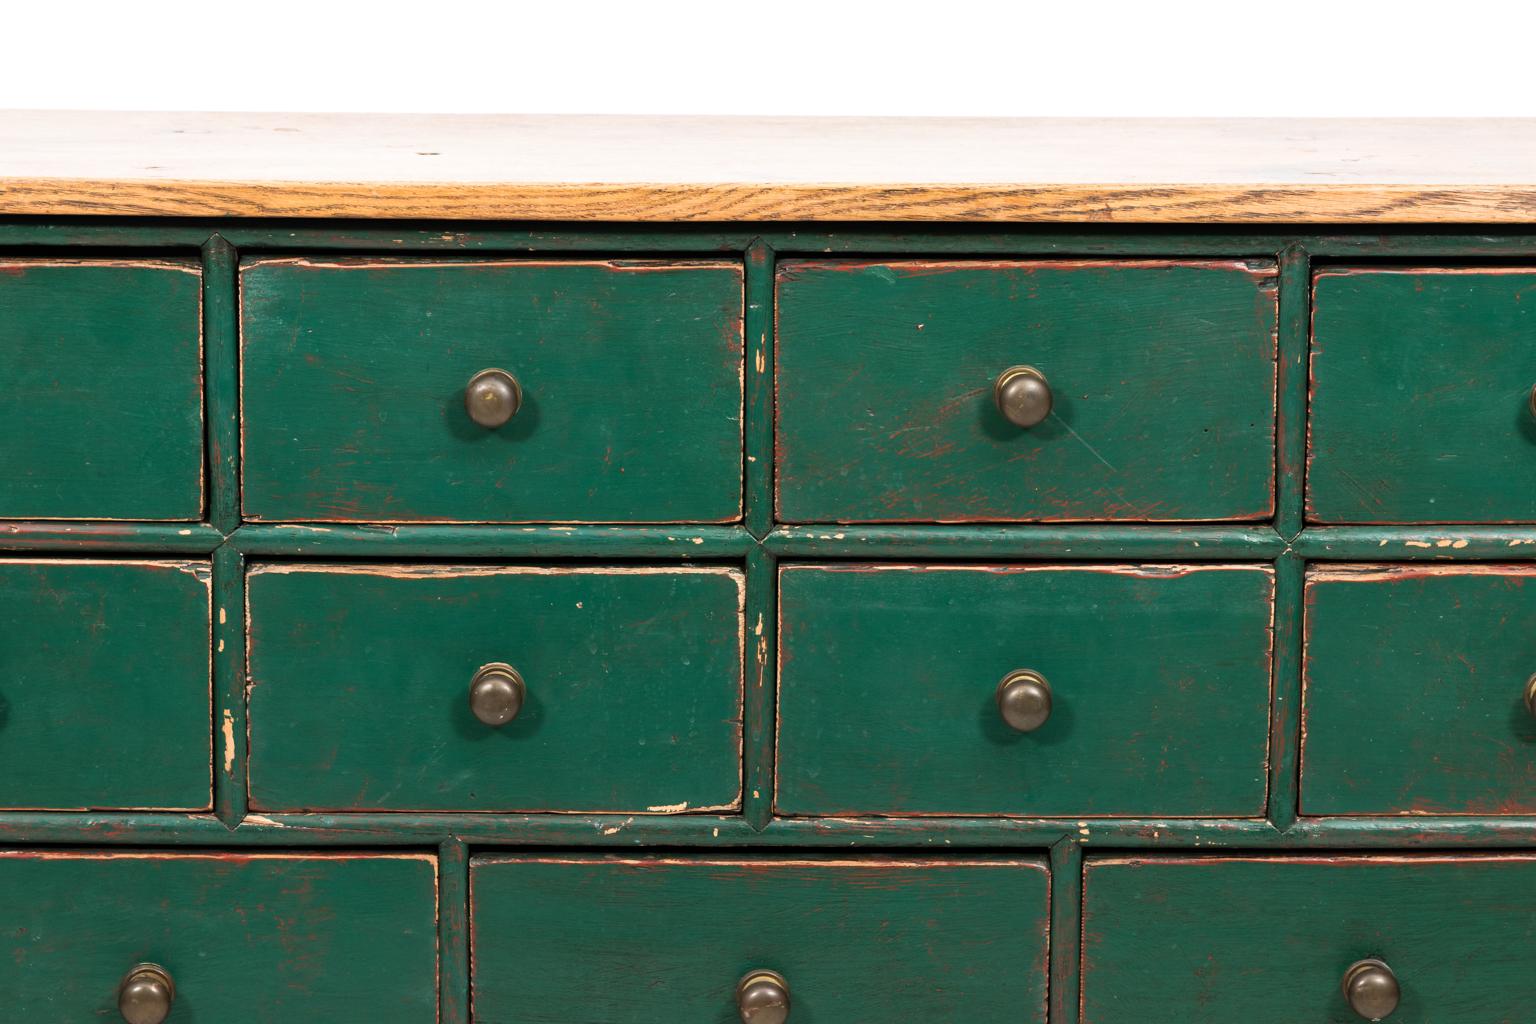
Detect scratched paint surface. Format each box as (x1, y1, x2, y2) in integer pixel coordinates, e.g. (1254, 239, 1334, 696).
(246, 564, 744, 813)
(776, 564, 1274, 817)
(240, 259, 744, 523)
(1082, 854, 1536, 1023)
(0, 560, 211, 810)
(471, 856, 1048, 1024)
(774, 260, 1278, 522)
(1310, 268, 1536, 523)
(0, 261, 204, 520)
(0, 851, 437, 1021)
(1302, 565, 1536, 814)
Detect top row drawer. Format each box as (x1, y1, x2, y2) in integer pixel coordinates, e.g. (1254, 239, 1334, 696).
(3, 257, 1533, 524)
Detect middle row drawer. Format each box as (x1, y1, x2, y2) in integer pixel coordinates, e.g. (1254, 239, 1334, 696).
(12, 559, 1536, 816)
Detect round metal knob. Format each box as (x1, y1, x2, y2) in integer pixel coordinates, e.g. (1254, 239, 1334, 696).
(1525, 673, 1536, 718)
(996, 669, 1052, 732)
(737, 970, 790, 1024)
(468, 663, 525, 726)
(1342, 958, 1400, 1021)
(1528, 382, 1536, 420)
(465, 368, 522, 428)
(118, 963, 174, 1024)
(994, 365, 1052, 428)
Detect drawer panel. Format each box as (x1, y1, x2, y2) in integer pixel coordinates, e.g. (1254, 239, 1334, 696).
(1302, 564, 1536, 815)
(240, 258, 744, 523)
(775, 260, 1278, 523)
(246, 564, 743, 812)
(1083, 854, 1536, 1024)
(1310, 267, 1536, 523)
(0, 260, 203, 520)
(0, 559, 210, 810)
(776, 563, 1274, 817)
(471, 855, 1048, 1024)
(0, 851, 436, 1021)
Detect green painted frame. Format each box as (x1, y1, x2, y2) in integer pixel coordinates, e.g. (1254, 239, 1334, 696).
(7, 219, 1536, 1023)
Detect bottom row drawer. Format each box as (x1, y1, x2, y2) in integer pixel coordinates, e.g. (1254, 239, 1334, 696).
(7, 852, 1536, 1022)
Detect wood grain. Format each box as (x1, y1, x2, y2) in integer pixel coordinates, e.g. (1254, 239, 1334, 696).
(6, 112, 1536, 222)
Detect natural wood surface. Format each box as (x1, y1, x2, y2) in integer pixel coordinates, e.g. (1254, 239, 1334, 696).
(4, 111, 1536, 221)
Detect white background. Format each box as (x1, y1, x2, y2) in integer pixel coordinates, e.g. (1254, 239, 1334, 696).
(5, 0, 1534, 116)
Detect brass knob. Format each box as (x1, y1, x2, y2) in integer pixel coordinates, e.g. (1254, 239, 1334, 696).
(994, 365, 1052, 428)
(1342, 958, 1400, 1021)
(118, 963, 174, 1024)
(469, 663, 525, 726)
(1525, 673, 1536, 718)
(737, 970, 790, 1024)
(1529, 383, 1536, 420)
(997, 670, 1052, 732)
(465, 368, 522, 428)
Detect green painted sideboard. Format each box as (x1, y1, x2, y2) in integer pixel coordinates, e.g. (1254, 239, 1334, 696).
(4, 113, 1536, 1022)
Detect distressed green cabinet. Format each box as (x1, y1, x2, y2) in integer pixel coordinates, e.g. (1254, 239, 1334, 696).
(13, 112, 1536, 1024)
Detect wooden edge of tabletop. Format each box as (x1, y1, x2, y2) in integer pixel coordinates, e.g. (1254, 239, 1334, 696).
(4, 178, 1536, 222)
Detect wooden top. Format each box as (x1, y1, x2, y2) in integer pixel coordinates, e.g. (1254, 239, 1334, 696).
(4, 111, 1536, 223)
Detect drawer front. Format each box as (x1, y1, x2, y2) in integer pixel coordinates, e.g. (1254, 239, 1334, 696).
(1310, 268, 1536, 523)
(246, 564, 744, 812)
(775, 260, 1278, 523)
(0, 851, 437, 1021)
(240, 258, 743, 523)
(0, 260, 203, 520)
(471, 856, 1048, 1024)
(1083, 854, 1536, 1024)
(0, 559, 210, 810)
(776, 564, 1274, 817)
(1302, 564, 1536, 815)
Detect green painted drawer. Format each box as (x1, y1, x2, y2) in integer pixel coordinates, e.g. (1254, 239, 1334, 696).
(471, 855, 1048, 1024)
(246, 563, 743, 812)
(240, 258, 743, 523)
(0, 851, 437, 1022)
(1083, 854, 1536, 1024)
(1302, 564, 1536, 815)
(1310, 268, 1536, 523)
(775, 260, 1278, 523)
(776, 563, 1274, 817)
(0, 559, 210, 810)
(0, 260, 203, 520)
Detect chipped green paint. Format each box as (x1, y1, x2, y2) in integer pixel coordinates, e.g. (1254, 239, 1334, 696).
(0, 851, 437, 1021)
(1310, 268, 1536, 524)
(0, 260, 203, 520)
(471, 855, 1049, 1024)
(776, 563, 1275, 817)
(246, 564, 744, 813)
(0, 559, 211, 810)
(775, 260, 1278, 523)
(1302, 564, 1536, 815)
(240, 258, 744, 524)
(1083, 854, 1536, 1024)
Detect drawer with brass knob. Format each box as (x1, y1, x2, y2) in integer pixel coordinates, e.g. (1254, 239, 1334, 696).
(244, 563, 745, 813)
(0, 850, 437, 1022)
(1301, 564, 1536, 815)
(0, 260, 204, 521)
(774, 259, 1279, 523)
(470, 855, 1049, 1024)
(239, 257, 745, 524)
(775, 563, 1275, 817)
(1310, 267, 1536, 524)
(0, 559, 211, 812)
(1082, 854, 1536, 1023)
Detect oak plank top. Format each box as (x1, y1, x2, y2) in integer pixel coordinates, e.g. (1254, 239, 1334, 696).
(3, 111, 1536, 222)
